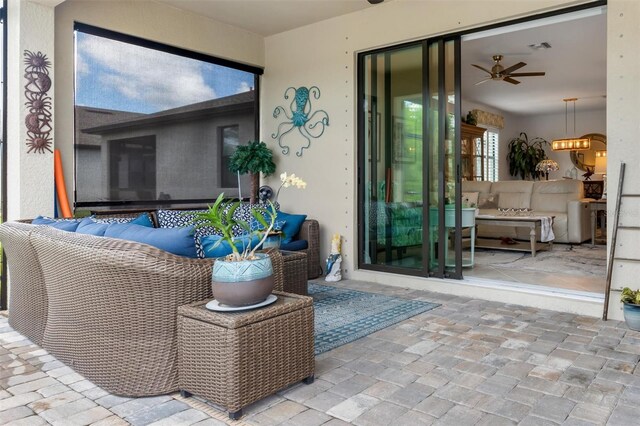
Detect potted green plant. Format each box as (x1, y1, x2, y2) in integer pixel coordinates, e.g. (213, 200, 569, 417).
(191, 170, 307, 306)
(620, 287, 640, 331)
(229, 141, 276, 205)
(506, 132, 549, 180)
(191, 194, 277, 307)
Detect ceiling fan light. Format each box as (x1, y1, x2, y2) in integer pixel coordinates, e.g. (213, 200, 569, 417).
(367, 0, 384, 4)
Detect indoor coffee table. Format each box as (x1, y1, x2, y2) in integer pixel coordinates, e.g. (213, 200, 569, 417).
(177, 291, 314, 420)
(475, 214, 554, 257)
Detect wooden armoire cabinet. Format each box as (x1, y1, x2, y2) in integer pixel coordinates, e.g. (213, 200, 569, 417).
(460, 122, 487, 181)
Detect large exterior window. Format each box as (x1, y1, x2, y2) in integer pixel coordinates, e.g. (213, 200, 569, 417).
(73, 24, 262, 208)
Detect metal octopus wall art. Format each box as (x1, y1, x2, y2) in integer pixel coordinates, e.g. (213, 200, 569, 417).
(271, 86, 329, 157)
(24, 50, 53, 154)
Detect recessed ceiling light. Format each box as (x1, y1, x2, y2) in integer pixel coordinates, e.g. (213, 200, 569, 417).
(368, 0, 384, 4)
(528, 42, 552, 50)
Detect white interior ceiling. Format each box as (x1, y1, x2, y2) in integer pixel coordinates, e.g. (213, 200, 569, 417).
(462, 8, 607, 116)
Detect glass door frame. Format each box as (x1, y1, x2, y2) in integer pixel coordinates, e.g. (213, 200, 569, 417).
(1, 1, 6, 310)
(356, 35, 464, 279)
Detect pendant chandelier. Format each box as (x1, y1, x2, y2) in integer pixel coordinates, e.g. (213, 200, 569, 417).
(551, 98, 591, 151)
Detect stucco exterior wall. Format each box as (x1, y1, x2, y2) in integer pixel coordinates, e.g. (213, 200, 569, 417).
(262, 0, 591, 278)
(7, 0, 55, 220)
(605, 0, 640, 321)
(261, 0, 634, 320)
(54, 0, 265, 209)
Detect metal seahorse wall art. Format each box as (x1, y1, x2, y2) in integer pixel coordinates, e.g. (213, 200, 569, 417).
(271, 86, 329, 157)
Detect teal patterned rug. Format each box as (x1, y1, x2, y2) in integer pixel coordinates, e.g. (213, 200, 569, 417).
(310, 283, 440, 355)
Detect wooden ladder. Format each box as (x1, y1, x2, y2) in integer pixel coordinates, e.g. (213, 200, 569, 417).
(603, 163, 640, 320)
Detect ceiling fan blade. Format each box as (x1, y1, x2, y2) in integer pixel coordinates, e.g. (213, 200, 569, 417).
(475, 77, 492, 86)
(471, 64, 492, 75)
(501, 62, 526, 74)
(508, 72, 546, 77)
(503, 76, 521, 85)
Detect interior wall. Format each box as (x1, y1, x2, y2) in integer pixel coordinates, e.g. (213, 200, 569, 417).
(515, 108, 606, 181)
(461, 99, 523, 181)
(54, 0, 265, 209)
(263, 0, 590, 279)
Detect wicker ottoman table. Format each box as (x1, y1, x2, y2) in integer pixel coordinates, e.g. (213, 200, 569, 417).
(177, 291, 315, 419)
(281, 250, 308, 295)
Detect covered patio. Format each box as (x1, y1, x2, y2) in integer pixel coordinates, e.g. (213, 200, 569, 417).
(2, 0, 640, 424)
(1, 280, 639, 425)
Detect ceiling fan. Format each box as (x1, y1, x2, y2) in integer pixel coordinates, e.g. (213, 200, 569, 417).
(472, 55, 545, 85)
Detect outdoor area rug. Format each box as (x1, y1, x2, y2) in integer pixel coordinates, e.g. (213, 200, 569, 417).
(309, 283, 439, 355)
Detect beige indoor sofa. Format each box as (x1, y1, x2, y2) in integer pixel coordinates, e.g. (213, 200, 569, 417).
(462, 179, 591, 244)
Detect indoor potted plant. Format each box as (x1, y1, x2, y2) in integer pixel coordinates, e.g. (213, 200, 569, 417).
(506, 132, 549, 180)
(620, 287, 640, 331)
(229, 141, 276, 205)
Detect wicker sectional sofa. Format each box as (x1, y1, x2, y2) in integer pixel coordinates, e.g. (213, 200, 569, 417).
(0, 220, 291, 396)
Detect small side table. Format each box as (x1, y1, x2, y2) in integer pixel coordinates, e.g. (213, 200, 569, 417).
(590, 199, 607, 246)
(177, 291, 314, 420)
(280, 250, 308, 295)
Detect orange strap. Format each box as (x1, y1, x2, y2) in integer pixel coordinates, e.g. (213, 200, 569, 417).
(54, 149, 72, 218)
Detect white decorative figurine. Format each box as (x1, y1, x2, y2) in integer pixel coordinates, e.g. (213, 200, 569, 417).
(325, 233, 342, 282)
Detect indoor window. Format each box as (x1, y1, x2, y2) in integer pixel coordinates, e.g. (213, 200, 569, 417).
(483, 129, 499, 181)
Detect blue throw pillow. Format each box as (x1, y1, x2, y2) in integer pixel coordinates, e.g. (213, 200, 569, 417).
(105, 223, 198, 258)
(201, 234, 262, 259)
(92, 212, 154, 225)
(32, 216, 81, 232)
(130, 213, 154, 227)
(76, 217, 110, 236)
(77, 213, 153, 236)
(157, 209, 218, 258)
(280, 240, 308, 251)
(276, 211, 307, 244)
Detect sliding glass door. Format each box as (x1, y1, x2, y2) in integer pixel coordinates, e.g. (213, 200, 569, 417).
(358, 36, 464, 278)
(0, 2, 6, 309)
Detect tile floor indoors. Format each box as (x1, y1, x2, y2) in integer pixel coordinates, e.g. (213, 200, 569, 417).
(464, 246, 606, 295)
(0, 279, 638, 425)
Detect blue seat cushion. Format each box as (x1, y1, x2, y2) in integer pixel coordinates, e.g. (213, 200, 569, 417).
(104, 223, 198, 258)
(200, 234, 262, 259)
(280, 239, 308, 251)
(32, 216, 81, 232)
(276, 211, 307, 244)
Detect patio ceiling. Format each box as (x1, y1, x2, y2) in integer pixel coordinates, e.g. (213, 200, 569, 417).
(157, 1, 605, 117)
(156, 0, 386, 37)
